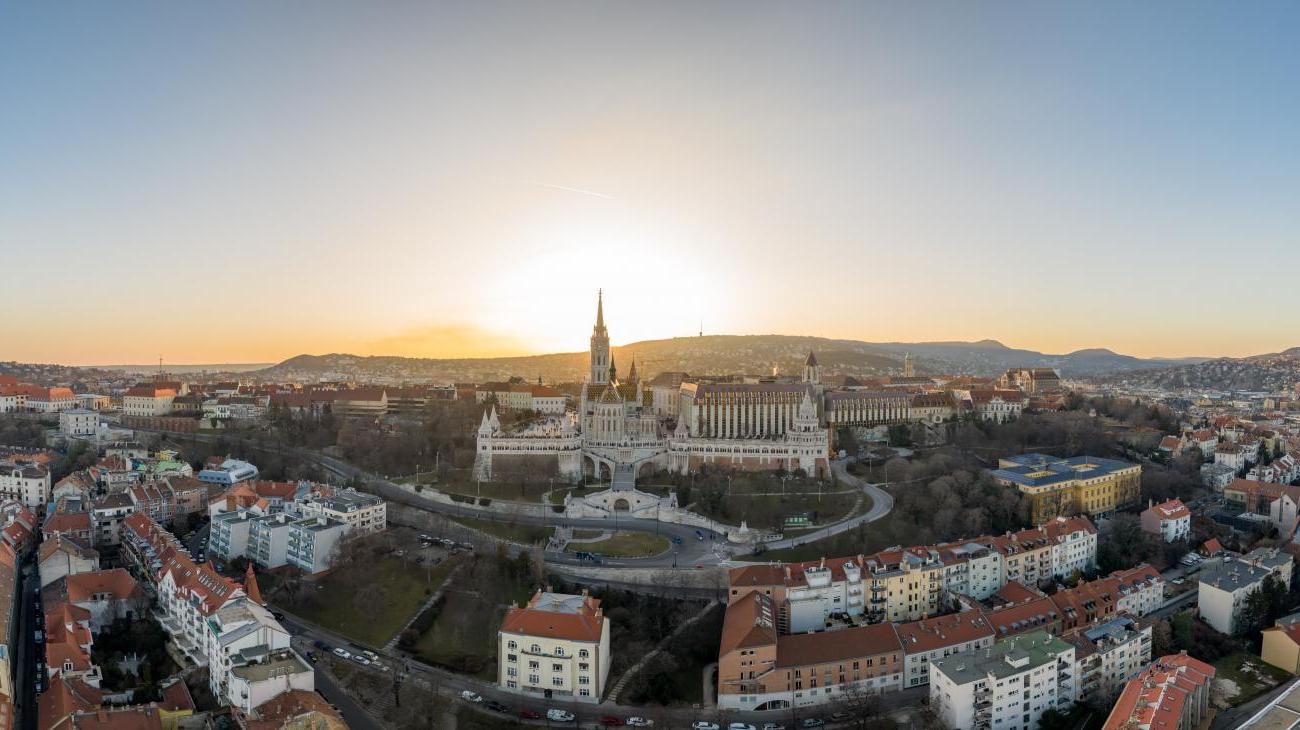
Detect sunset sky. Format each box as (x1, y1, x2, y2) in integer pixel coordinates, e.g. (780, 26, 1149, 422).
(3, 2, 1298, 365)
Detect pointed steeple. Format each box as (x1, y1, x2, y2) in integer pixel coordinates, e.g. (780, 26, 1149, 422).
(595, 288, 605, 330)
(245, 562, 264, 605)
(608, 355, 618, 385)
(628, 359, 639, 385)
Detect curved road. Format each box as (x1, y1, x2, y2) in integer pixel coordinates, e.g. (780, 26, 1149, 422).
(758, 458, 895, 551)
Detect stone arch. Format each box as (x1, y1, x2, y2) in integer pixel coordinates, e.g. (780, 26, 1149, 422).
(613, 498, 631, 512)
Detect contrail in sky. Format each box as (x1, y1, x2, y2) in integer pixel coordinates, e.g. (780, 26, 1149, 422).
(531, 182, 614, 199)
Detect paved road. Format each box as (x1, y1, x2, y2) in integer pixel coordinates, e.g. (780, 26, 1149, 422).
(16, 559, 39, 730)
(760, 458, 895, 551)
(280, 607, 924, 727)
(314, 664, 383, 730)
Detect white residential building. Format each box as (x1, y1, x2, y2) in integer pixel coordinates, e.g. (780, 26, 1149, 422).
(498, 590, 611, 704)
(1062, 616, 1153, 704)
(59, 409, 98, 437)
(296, 489, 386, 536)
(1197, 553, 1292, 634)
(122, 385, 178, 417)
(930, 630, 1076, 730)
(0, 463, 51, 507)
(897, 610, 996, 689)
(286, 517, 347, 574)
(1140, 499, 1191, 543)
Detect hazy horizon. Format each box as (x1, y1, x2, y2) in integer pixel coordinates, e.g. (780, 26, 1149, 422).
(5, 2, 1299, 365)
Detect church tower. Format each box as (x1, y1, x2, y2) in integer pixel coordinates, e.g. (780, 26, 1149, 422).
(802, 350, 822, 385)
(590, 289, 610, 384)
(903, 352, 915, 378)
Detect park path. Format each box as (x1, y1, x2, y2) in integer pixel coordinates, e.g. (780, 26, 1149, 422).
(606, 600, 722, 704)
(383, 560, 469, 652)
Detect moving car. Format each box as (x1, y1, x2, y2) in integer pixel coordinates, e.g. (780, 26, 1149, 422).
(547, 709, 575, 722)
(460, 690, 483, 703)
(691, 723, 720, 730)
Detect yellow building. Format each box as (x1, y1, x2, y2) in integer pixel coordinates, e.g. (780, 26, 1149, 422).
(1262, 615, 1300, 674)
(990, 454, 1141, 523)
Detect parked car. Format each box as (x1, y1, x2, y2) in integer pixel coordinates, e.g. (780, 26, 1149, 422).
(361, 650, 379, 661)
(729, 724, 756, 730)
(519, 710, 542, 720)
(828, 713, 850, 723)
(600, 716, 624, 726)
(762, 723, 785, 730)
(627, 718, 654, 727)
(352, 655, 371, 666)
(460, 690, 483, 703)
(332, 648, 351, 660)
(485, 701, 510, 713)
(691, 723, 719, 730)
(802, 720, 825, 728)
(547, 709, 575, 722)
(305, 651, 318, 663)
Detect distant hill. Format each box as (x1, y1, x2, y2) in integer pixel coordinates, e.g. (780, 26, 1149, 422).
(1097, 348, 1300, 392)
(249, 335, 1205, 384)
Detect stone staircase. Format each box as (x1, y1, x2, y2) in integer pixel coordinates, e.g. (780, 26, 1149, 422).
(612, 463, 636, 491)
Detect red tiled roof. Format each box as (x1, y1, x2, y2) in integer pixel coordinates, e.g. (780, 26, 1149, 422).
(499, 591, 605, 643)
(1102, 653, 1215, 730)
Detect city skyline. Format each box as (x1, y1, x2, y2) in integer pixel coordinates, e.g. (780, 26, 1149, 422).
(5, 2, 1300, 364)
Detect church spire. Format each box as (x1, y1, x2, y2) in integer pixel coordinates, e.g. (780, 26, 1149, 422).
(245, 562, 264, 605)
(595, 288, 605, 331)
(590, 289, 611, 384)
(628, 358, 639, 385)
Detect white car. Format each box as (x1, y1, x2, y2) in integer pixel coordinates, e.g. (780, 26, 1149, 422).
(547, 709, 575, 722)
(352, 655, 371, 666)
(762, 724, 785, 730)
(332, 648, 351, 660)
(361, 650, 379, 661)
(460, 690, 483, 703)
(692, 724, 720, 730)
(627, 719, 654, 728)
(729, 724, 756, 730)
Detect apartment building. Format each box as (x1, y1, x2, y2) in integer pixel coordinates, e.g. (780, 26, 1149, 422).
(26, 387, 77, 413)
(896, 610, 996, 689)
(286, 517, 347, 574)
(1102, 654, 1215, 730)
(1051, 565, 1164, 631)
(716, 591, 905, 711)
(89, 493, 135, 547)
(247, 513, 296, 569)
(727, 517, 1098, 632)
(930, 630, 1076, 730)
(0, 462, 51, 508)
(991, 454, 1141, 523)
(1198, 555, 1289, 634)
(58, 409, 97, 438)
(1060, 616, 1153, 704)
(295, 489, 386, 535)
(1140, 499, 1192, 543)
(120, 513, 310, 711)
(210, 510, 256, 562)
(498, 590, 611, 704)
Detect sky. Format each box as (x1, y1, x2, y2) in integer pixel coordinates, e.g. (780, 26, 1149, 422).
(3, 2, 1299, 365)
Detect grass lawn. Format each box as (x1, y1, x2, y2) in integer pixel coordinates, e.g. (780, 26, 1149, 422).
(286, 553, 462, 648)
(413, 556, 534, 679)
(448, 515, 552, 545)
(549, 486, 603, 504)
(1212, 652, 1292, 708)
(565, 531, 670, 557)
(716, 491, 858, 532)
(570, 529, 604, 539)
